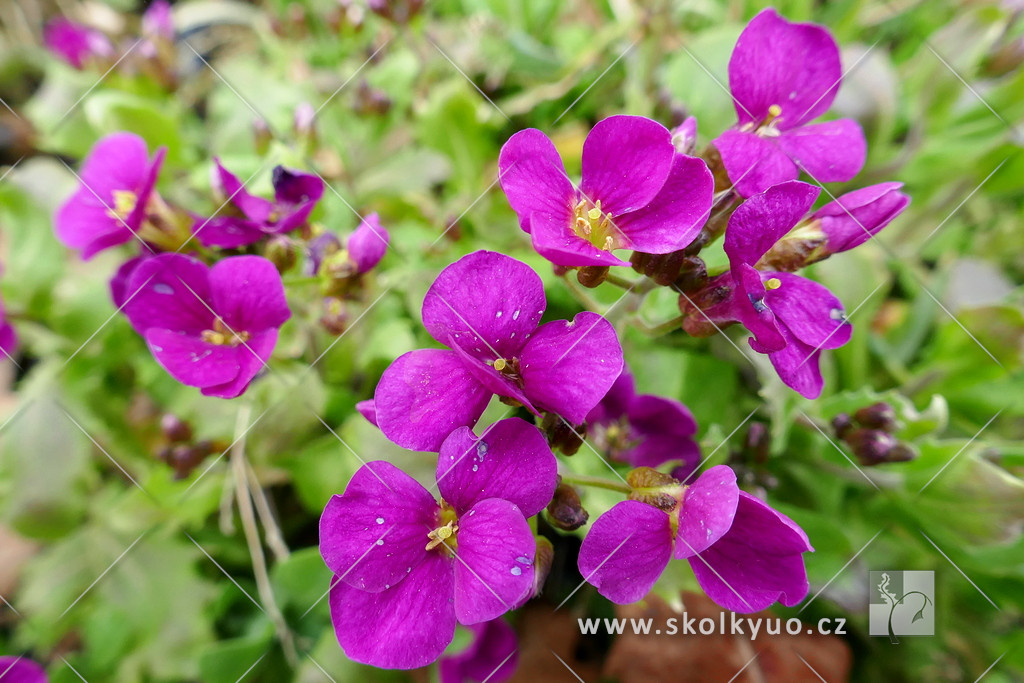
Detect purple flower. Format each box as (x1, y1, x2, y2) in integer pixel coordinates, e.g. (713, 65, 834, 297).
(55, 133, 166, 259)
(499, 115, 713, 267)
(578, 465, 812, 612)
(703, 181, 851, 398)
(355, 399, 378, 426)
(122, 254, 290, 398)
(308, 213, 390, 276)
(0, 270, 17, 361)
(320, 418, 555, 669)
(43, 18, 113, 69)
(374, 250, 623, 451)
(586, 368, 700, 475)
(0, 657, 47, 683)
(812, 182, 910, 253)
(194, 161, 324, 248)
(142, 0, 174, 40)
(713, 8, 866, 197)
(439, 618, 518, 683)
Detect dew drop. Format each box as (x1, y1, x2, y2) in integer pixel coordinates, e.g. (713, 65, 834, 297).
(153, 283, 174, 295)
(496, 311, 503, 318)
(385, 584, 390, 589)
(375, 539, 384, 546)
(512, 309, 521, 321)
(472, 464, 478, 472)
(406, 566, 412, 573)
(376, 517, 384, 524)
(476, 441, 489, 458)
(510, 566, 522, 576)
(516, 556, 531, 565)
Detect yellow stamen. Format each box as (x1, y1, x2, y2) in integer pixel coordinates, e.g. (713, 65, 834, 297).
(765, 277, 782, 290)
(107, 190, 139, 220)
(767, 104, 782, 119)
(425, 520, 458, 551)
(200, 318, 252, 346)
(493, 358, 507, 371)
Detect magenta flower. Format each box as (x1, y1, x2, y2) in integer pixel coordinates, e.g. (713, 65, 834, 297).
(43, 18, 113, 69)
(321, 418, 555, 669)
(578, 465, 812, 612)
(812, 182, 910, 253)
(499, 115, 713, 267)
(374, 250, 623, 451)
(586, 368, 700, 475)
(713, 8, 866, 197)
(122, 254, 290, 398)
(142, 0, 174, 40)
(699, 181, 851, 398)
(194, 161, 324, 248)
(439, 618, 518, 683)
(0, 269, 17, 361)
(307, 213, 390, 276)
(55, 133, 166, 259)
(0, 657, 47, 682)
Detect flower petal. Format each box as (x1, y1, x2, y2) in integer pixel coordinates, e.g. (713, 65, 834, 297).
(688, 491, 812, 613)
(208, 256, 291, 333)
(766, 323, 827, 399)
(813, 182, 909, 253)
(580, 116, 674, 216)
(55, 193, 134, 258)
(528, 212, 631, 267)
(356, 400, 378, 426)
(143, 328, 242, 389)
(674, 465, 740, 559)
(577, 500, 672, 604)
(436, 418, 557, 517)
(122, 254, 213, 335)
(732, 263, 786, 354)
(192, 216, 267, 248)
(319, 460, 436, 592)
(79, 132, 151, 196)
(0, 657, 48, 683)
(520, 312, 624, 424)
(374, 349, 492, 452)
(272, 166, 324, 207)
(713, 129, 798, 197)
(498, 129, 575, 233)
(763, 272, 851, 350)
(612, 154, 713, 253)
(213, 159, 274, 223)
(422, 251, 546, 361)
(453, 498, 535, 624)
(585, 368, 635, 426)
(446, 341, 538, 414)
(777, 119, 866, 183)
(439, 619, 518, 683)
(728, 8, 842, 129)
(330, 552, 456, 669)
(199, 329, 277, 399)
(625, 394, 700, 470)
(724, 180, 820, 266)
(347, 212, 390, 273)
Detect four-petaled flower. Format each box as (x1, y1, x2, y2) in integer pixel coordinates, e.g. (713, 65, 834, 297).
(586, 367, 700, 477)
(374, 250, 623, 451)
(194, 160, 324, 248)
(43, 18, 114, 69)
(713, 8, 866, 197)
(307, 212, 390, 277)
(320, 418, 555, 669)
(499, 115, 713, 267)
(55, 133, 166, 259)
(578, 465, 812, 613)
(122, 253, 290, 398)
(0, 656, 47, 683)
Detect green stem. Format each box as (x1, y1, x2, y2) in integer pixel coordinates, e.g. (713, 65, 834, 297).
(633, 314, 686, 337)
(603, 271, 639, 289)
(282, 275, 321, 287)
(560, 472, 631, 494)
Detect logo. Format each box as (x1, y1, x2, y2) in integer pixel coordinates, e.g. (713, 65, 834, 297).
(869, 570, 934, 642)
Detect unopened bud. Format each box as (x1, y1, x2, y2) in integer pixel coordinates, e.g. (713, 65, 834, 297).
(845, 428, 898, 466)
(531, 536, 554, 599)
(743, 422, 770, 464)
(265, 235, 298, 273)
(674, 256, 708, 293)
(253, 118, 272, 156)
(541, 412, 583, 456)
(160, 413, 193, 443)
(832, 413, 854, 439)
(853, 402, 898, 432)
(671, 116, 698, 155)
(320, 297, 349, 335)
(626, 467, 679, 510)
(631, 251, 687, 286)
(546, 482, 589, 531)
(577, 265, 609, 288)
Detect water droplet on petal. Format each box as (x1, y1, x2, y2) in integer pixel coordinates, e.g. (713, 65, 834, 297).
(153, 283, 174, 295)
(376, 517, 384, 524)
(516, 556, 531, 565)
(472, 464, 478, 472)
(375, 539, 384, 546)
(510, 566, 522, 576)
(496, 311, 503, 318)
(513, 309, 521, 320)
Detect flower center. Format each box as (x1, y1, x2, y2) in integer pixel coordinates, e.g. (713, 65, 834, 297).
(426, 501, 459, 553)
(571, 198, 618, 251)
(107, 190, 139, 220)
(764, 277, 781, 290)
(200, 318, 252, 346)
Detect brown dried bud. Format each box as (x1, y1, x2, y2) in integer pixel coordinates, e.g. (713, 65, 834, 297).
(577, 266, 609, 288)
(541, 412, 583, 456)
(546, 483, 589, 531)
(531, 536, 555, 599)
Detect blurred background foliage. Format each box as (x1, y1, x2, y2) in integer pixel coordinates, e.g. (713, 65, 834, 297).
(0, 0, 1022, 681)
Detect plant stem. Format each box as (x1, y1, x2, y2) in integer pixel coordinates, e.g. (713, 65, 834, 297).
(245, 459, 290, 563)
(560, 472, 631, 494)
(283, 275, 321, 287)
(603, 271, 638, 289)
(231, 404, 298, 665)
(633, 314, 686, 337)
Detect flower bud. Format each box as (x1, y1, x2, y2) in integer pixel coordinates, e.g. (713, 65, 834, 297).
(160, 413, 193, 443)
(546, 482, 589, 531)
(674, 255, 708, 292)
(811, 183, 909, 254)
(831, 413, 854, 439)
(265, 235, 298, 273)
(354, 80, 393, 116)
(671, 116, 698, 155)
(320, 297, 349, 335)
(853, 401, 898, 432)
(253, 118, 272, 156)
(577, 266, 609, 288)
(743, 422, 770, 464)
(531, 536, 555, 599)
(631, 250, 687, 286)
(845, 428, 898, 466)
(626, 467, 680, 510)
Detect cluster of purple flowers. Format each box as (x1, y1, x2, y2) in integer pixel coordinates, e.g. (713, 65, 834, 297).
(53, 132, 388, 398)
(498, 8, 908, 399)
